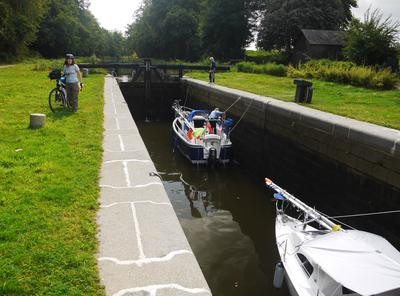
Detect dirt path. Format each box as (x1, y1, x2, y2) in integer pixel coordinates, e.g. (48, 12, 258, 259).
(0, 65, 15, 69)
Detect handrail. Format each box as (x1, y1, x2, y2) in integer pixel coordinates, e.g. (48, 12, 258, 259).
(78, 63, 230, 71)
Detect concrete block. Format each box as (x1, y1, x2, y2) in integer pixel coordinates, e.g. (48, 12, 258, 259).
(29, 113, 46, 129)
(99, 255, 210, 296)
(98, 204, 140, 260)
(382, 155, 400, 174)
(348, 123, 400, 153)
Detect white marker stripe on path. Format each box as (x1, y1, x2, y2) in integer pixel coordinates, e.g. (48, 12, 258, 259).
(99, 183, 162, 189)
(113, 284, 211, 296)
(122, 161, 131, 187)
(98, 250, 192, 267)
(117, 135, 125, 152)
(131, 203, 145, 260)
(101, 201, 172, 208)
(104, 159, 151, 164)
(111, 90, 117, 114)
(104, 149, 144, 153)
(105, 129, 135, 131)
(115, 117, 120, 130)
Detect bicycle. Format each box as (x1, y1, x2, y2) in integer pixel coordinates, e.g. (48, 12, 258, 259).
(48, 69, 71, 112)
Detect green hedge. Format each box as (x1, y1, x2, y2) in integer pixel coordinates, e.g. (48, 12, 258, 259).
(288, 60, 398, 90)
(236, 61, 288, 77)
(245, 50, 289, 65)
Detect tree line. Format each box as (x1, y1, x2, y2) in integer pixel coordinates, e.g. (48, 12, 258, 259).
(127, 0, 360, 61)
(0, 0, 126, 61)
(1, 0, 398, 67)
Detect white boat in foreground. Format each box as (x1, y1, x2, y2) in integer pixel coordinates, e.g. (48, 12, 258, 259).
(265, 178, 400, 296)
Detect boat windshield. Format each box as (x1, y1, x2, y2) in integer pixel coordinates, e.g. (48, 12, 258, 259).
(193, 116, 206, 128)
(188, 110, 209, 122)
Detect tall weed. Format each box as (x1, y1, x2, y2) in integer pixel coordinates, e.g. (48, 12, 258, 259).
(288, 60, 398, 89)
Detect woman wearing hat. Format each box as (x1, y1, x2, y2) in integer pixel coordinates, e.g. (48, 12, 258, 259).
(63, 54, 83, 112)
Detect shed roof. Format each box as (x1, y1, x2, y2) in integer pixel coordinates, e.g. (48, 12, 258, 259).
(301, 29, 345, 46)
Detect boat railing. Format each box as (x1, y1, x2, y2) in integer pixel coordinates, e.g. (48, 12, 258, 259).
(277, 238, 289, 262)
(266, 178, 339, 231)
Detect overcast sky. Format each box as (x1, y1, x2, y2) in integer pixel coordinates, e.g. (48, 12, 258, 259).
(89, 0, 400, 33)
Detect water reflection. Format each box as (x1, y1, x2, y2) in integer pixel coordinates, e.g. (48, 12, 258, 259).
(137, 120, 289, 296)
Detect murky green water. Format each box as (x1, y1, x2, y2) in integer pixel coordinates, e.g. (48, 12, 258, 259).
(137, 120, 289, 296)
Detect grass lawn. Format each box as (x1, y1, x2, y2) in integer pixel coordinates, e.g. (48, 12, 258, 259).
(188, 71, 400, 130)
(0, 63, 104, 294)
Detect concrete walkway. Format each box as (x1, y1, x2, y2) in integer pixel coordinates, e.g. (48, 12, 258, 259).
(98, 76, 211, 296)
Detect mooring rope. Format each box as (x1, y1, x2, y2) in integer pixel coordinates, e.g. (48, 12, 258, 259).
(320, 213, 356, 230)
(229, 98, 254, 135)
(224, 96, 242, 113)
(183, 86, 191, 107)
(330, 209, 400, 219)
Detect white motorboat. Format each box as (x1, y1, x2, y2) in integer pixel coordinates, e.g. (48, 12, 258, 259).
(171, 100, 233, 165)
(265, 178, 400, 296)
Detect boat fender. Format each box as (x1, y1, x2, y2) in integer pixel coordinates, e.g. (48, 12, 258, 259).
(273, 262, 285, 289)
(188, 129, 193, 140)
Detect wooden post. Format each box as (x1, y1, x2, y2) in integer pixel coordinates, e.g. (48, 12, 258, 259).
(144, 59, 152, 118)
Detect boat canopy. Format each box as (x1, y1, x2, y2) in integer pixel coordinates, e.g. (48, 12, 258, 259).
(300, 230, 400, 296)
(188, 110, 209, 122)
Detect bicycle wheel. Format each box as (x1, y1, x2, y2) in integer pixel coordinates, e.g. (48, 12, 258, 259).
(49, 88, 67, 113)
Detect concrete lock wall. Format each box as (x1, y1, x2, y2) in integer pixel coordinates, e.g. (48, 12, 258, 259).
(181, 78, 400, 242)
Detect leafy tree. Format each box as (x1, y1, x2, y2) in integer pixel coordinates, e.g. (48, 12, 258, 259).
(341, 0, 357, 25)
(201, 0, 253, 60)
(0, 0, 49, 60)
(127, 0, 202, 61)
(257, 0, 357, 51)
(344, 8, 399, 67)
(32, 0, 106, 58)
(102, 30, 128, 57)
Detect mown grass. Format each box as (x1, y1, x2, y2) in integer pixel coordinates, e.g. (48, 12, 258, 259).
(0, 62, 104, 295)
(188, 71, 400, 130)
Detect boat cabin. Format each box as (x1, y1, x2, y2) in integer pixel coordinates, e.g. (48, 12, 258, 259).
(192, 115, 206, 128)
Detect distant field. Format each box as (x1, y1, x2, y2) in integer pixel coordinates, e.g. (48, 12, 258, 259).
(188, 71, 400, 130)
(0, 63, 104, 294)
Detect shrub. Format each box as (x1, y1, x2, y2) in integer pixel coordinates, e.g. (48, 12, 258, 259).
(32, 59, 62, 71)
(245, 50, 289, 65)
(288, 60, 398, 89)
(236, 61, 255, 73)
(236, 61, 288, 77)
(344, 8, 399, 67)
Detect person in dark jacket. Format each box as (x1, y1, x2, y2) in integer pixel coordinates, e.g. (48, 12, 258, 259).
(209, 57, 216, 83)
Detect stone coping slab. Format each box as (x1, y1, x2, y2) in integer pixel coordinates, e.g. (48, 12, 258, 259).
(98, 75, 211, 296)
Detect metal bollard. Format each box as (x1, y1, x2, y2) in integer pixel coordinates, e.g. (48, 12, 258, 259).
(294, 79, 313, 103)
